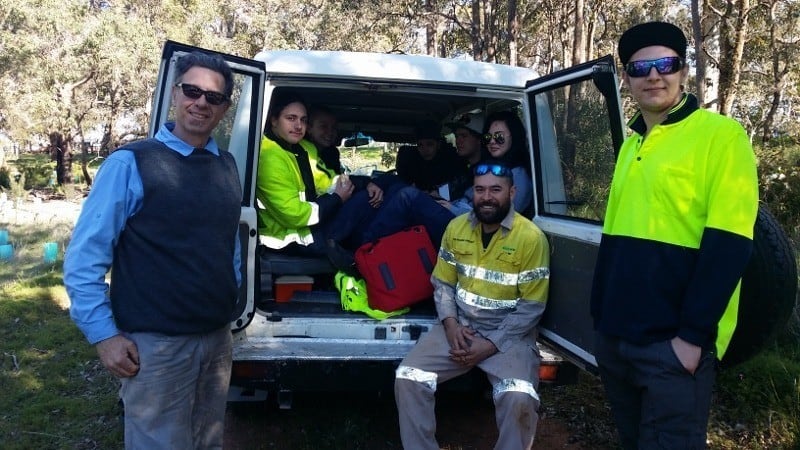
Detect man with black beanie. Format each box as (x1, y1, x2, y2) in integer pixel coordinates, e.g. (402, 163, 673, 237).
(590, 21, 759, 449)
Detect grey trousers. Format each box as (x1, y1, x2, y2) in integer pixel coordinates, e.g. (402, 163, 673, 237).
(595, 332, 716, 450)
(395, 324, 540, 450)
(120, 326, 232, 450)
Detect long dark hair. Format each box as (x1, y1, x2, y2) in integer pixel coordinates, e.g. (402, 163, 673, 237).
(483, 110, 530, 173)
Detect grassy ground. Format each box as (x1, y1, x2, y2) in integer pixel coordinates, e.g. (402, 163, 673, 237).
(0, 147, 798, 447)
(2, 211, 798, 449)
(0, 221, 123, 449)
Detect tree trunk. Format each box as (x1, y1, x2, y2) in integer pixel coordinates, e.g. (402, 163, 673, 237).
(717, 0, 750, 116)
(759, 0, 784, 143)
(471, 0, 482, 60)
(571, 0, 585, 67)
(562, 0, 586, 187)
(50, 132, 73, 186)
(483, 0, 498, 63)
(425, 0, 436, 56)
(508, 0, 518, 66)
(585, 8, 596, 61)
(691, 0, 707, 105)
(81, 141, 93, 186)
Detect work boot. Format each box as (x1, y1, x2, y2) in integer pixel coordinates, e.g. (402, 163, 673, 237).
(325, 239, 357, 276)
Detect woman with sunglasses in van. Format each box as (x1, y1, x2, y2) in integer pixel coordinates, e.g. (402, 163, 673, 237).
(482, 110, 534, 217)
(361, 110, 535, 249)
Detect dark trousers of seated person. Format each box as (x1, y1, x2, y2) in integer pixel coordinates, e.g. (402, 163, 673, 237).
(362, 185, 455, 248)
(277, 188, 396, 266)
(326, 182, 405, 249)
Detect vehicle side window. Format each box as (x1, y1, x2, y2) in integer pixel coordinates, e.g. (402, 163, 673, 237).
(533, 80, 617, 222)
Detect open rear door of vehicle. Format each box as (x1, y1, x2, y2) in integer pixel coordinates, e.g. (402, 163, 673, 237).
(151, 41, 266, 332)
(524, 55, 625, 371)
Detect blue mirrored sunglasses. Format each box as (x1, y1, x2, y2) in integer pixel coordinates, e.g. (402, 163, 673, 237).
(473, 163, 511, 177)
(624, 56, 685, 78)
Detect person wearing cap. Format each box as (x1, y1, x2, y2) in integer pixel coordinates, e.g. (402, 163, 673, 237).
(590, 21, 758, 449)
(360, 114, 486, 248)
(395, 158, 550, 450)
(444, 112, 489, 200)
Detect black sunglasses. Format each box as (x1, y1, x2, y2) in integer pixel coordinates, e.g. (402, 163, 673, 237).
(483, 131, 506, 145)
(175, 83, 229, 105)
(624, 56, 685, 78)
(473, 163, 511, 177)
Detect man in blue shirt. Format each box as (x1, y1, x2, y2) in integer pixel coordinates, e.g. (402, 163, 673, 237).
(64, 51, 242, 449)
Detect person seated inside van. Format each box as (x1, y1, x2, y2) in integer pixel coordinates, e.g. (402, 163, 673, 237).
(395, 120, 468, 196)
(483, 110, 533, 216)
(305, 105, 386, 208)
(256, 92, 377, 269)
(362, 111, 533, 248)
(256, 92, 348, 255)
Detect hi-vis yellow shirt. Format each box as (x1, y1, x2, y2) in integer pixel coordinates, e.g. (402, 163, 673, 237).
(593, 94, 758, 358)
(604, 98, 757, 245)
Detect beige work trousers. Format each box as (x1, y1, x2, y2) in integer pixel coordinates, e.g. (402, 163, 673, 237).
(395, 324, 540, 450)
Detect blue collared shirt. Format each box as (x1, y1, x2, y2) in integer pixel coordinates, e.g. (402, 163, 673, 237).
(64, 123, 242, 344)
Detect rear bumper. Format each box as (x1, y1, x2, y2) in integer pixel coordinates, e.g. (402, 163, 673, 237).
(230, 335, 573, 396)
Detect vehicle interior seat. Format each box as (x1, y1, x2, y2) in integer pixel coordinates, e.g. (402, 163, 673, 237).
(258, 246, 336, 302)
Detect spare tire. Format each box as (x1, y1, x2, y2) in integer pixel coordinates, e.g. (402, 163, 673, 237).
(721, 205, 798, 368)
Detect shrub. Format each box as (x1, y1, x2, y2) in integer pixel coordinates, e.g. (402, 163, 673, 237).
(756, 143, 800, 243)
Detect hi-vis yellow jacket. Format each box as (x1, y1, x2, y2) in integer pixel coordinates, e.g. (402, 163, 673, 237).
(255, 135, 341, 249)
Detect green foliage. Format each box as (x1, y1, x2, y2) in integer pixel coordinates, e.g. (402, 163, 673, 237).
(756, 140, 800, 243)
(11, 154, 55, 190)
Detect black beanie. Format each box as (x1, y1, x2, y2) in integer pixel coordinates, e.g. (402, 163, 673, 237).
(618, 21, 687, 65)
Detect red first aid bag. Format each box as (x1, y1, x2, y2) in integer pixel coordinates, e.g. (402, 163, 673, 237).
(354, 226, 437, 312)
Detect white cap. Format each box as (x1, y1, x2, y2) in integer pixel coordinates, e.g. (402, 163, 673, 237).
(444, 113, 485, 136)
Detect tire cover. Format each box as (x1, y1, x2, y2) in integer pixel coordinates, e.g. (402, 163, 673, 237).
(721, 205, 798, 368)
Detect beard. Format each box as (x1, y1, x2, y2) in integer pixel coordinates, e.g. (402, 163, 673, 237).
(473, 199, 511, 225)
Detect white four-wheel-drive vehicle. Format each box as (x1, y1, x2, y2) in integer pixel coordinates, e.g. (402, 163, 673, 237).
(147, 42, 797, 406)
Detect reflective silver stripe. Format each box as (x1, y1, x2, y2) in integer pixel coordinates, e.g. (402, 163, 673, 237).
(493, 378, 539, 402)
(457, 285, 517, 310)
(256, 194, 320, 227)
(519, 267, 550, 283)
(306, 201, 320, 226)
(459, 264, 516, 284)
(438, 248, 457, 266)
(395, 365, 438, 391)
(457, 264, 549, 285)
(259, 231, 315, 249)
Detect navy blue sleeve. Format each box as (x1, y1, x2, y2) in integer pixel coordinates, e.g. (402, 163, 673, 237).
(678, 227, 753, 347)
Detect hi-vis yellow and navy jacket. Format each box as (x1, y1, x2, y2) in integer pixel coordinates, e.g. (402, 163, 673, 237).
(591, 94, 759, 358)
(255, 132, 342, 249)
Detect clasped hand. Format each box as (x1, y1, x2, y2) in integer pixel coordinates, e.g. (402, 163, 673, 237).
(443, 318, 497, 367)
